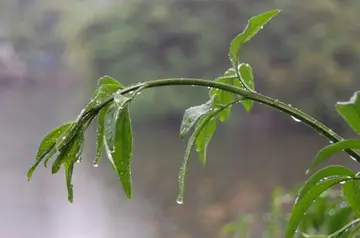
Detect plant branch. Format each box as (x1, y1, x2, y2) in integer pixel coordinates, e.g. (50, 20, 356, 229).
(96, 77, 360, 163)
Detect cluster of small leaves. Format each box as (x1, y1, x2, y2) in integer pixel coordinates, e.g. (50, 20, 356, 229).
(27, 75, 143, 201)
(176, 9, 279, 204)
(28, 9, 360, 238)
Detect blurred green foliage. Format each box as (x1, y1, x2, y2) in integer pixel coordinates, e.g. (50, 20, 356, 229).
(77, 0, 360, 124)
(221, 187, 360, 237)
(4, 0, 360, 124)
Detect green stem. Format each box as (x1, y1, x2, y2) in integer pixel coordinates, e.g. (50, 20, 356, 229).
(99, 77, 360, 163)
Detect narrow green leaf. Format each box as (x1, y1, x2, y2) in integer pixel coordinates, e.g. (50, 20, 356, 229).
(93, 104, 111, 167)
(298, 165, 355, 200)
(52, 131, 85, 174)
(97, 75, 124, 88)
(65, 162, 75, 203)
(336, 91, 360, 134)
(307, 139, 360, 174)
(180, 95, 216, 138)
(229, 10, 280, 68)
(55, 122, 79, 151)
(177, 100, 239, 204)
(328, 218, 360, 238)
(209, 77, 242, 122)
(238, 63, 255, 111)
(27, 122, 75, 180)
(103, 100, 133, 199)
(343, 175, 360, 217)
(196, 116, 217, 166)
(285, 177, 352, 238)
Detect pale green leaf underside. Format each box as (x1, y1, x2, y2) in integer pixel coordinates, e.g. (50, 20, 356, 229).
(336, 91, 360, 135)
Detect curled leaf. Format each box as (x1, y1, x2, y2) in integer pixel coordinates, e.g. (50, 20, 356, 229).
(180, 95, 216, 138)
(336, 91, 360, 134)
(298, 165, 354, 200)
(307, 139, 360, 174)
(97, 75, 124, 88)
(238, 63, 255, 111)
(93, 104, 111, 167)
(104, 99, 133, 199)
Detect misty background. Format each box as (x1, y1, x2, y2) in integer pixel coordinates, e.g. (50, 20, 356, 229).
(1, 0, 360, 237)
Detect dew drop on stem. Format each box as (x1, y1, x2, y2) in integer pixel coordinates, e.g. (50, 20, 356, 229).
(176, 197, 183, 205)
(290, 116, 301, 122)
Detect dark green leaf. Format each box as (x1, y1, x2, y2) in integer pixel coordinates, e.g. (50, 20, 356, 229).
(104, 97, 133, 199)
(286, 177, 351, 238)
(97, 75, 124, 88)
(196, 116, 217, 166)
(180, 95, 216, 138)
(87, 84, 124, 112)
(65, 162, 75, 203)
(177, 100, 239, 204)
(229, 10, 280, 68)
(52, 130, 85, 174)
(299, 165, 355, 200)
(336, 91, 360, 134)
(238, 63, 255, 111)
(343, 176, 360, 217)
(307, 139, 360, 174)
(93, 104, 111, 167)
(27, 122, 75, 180)
(209, 76, 242, 122)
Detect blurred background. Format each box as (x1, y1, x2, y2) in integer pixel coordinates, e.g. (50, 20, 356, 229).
(1, 0, 360, 237)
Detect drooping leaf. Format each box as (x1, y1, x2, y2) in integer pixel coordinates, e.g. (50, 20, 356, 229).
(97, 75, 124, 88)
(307, 139, 360, 174)
(285, 177, 352, 238)
(336, 91, 360, 135)
(195, 116, 217, 166)
(238, 63, 255, 111)
(229, 10, 280, 68)
(298, 165, 355, 200)
(52, 130, 85, 174)
(177, 100, 239, 204)
(27, 121, 75, 180)
(180, 95, 216, 138)
(93, 104, 111, 167)
(65, 162, 75, 203)
(209, 76, 242, 122)
(343, 173, 360, 217)
(103, 98, 133, 199)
